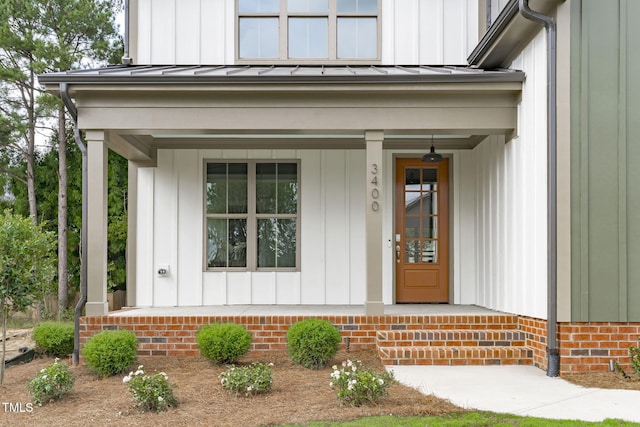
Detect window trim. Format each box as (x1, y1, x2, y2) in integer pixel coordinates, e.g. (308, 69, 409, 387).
(203, 159, 301, 272)
(235, 0, 381, 65)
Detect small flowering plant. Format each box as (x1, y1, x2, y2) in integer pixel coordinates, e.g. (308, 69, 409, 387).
(123, 365, 178, 412)
(27, 358, 75, 406)
(219, 362, 273, 397)
(329, 359, 395, 406)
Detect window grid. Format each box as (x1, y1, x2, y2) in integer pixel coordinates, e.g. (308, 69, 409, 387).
(204, 160, 300, 272)
(237, 0, 380, 63)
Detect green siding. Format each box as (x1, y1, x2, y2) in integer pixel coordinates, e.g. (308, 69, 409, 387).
(571, 0, 640, 321)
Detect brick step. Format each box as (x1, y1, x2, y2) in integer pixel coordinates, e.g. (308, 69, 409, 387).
(385, 314, 521, 329)
(378, 345, 534, 366)
(376, 329, 528, 348)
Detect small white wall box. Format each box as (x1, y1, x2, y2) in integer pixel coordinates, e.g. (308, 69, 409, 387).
(157, 265, 169, 277)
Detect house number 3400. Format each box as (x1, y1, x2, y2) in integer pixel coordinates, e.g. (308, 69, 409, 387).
(370, 163, 380, 212)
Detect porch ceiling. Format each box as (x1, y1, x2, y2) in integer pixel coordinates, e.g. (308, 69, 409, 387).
(40, 65, 524, 162)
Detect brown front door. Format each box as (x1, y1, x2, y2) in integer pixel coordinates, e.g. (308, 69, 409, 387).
(395, 158, 449, 302)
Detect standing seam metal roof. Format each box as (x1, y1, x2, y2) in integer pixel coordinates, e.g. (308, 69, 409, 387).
(38, 65, 525, 85)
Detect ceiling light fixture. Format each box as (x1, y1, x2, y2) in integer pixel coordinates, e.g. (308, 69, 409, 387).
(422, 135, 443, 163)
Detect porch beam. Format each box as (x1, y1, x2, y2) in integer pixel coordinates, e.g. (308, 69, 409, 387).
(86, 130, 109, 316)
(365, 130, 385, 316)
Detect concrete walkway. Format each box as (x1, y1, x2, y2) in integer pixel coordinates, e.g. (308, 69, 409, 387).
(389, 365, 640, 423)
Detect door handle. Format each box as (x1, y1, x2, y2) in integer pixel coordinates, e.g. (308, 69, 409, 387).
(395, 245, 401, 263)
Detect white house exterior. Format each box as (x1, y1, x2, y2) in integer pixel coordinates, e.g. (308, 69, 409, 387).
(129, 0, 552, 319)
(40, 0, 640, 374)
(41, 0, 561, 319)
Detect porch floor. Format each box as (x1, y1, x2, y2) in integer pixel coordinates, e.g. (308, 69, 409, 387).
(107, 304, 502, 317)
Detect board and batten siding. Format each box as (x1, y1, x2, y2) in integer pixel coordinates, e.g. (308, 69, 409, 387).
(135, 149, 368, 306)
(134, 0, 479, 66)
(571, 0, 640, 322)
(456, 28, 549, 319)
(134, 141, 548, 318)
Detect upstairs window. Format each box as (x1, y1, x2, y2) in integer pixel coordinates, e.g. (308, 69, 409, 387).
(238, 0, 380, 62)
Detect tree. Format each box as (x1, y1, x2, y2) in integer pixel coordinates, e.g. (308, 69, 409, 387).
(107, 151, 128, 292)
(41, 0, 121, 318)
(0, 0, 122, 318)
(0, 209, 56, 384)
(9, 139, 128, 297)
(0, 2, 47, 222)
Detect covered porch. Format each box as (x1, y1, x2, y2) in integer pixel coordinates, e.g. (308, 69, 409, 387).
(40, 65, 529, 318)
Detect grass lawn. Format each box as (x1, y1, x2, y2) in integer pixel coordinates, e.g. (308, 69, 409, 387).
(280, 413, 640, 426)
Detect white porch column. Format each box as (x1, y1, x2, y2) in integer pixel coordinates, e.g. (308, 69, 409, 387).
(86, 131, 109, 316)
(365, 131, 384, 315)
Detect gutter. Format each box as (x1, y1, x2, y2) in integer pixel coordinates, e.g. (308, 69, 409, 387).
(60, 83, 88, 366)
(518, 0, 559, 377)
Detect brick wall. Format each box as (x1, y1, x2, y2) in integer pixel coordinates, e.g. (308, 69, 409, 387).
(79, 314, 514, 357)
(557, 322, 640, 373)
(517, 318, 640, 373)
(518, 316, 548, 370)
(81, 315, 382, 357)
(79, 314, 640, 374)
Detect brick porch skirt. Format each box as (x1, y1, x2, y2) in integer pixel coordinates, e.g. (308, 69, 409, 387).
(79, 314, 640, 374)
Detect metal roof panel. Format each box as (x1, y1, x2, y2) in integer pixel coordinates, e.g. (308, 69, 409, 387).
(39, 65, 525, 85)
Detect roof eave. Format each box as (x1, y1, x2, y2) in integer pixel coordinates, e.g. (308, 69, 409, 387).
(38, 65, 525, 88)
(468, 0, 562, 68)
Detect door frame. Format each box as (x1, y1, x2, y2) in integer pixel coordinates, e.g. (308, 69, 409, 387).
(393, 155, 451, 303)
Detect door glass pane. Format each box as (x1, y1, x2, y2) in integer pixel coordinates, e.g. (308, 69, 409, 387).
(405, 216, 419, 238)
(288, 0, 328, 12)
(337, 17, 376, 58)
(405, 240, 420, 264)
(405, 168, 420, 186)
(239, 18, 279, 58)
(239, 0, 279, 13)
(206, 163, 227, 214)
(422, 240, 437, 263)
(337, 0, 378, 13)
(420, 192, 437, 215)
(422, 168, 438, 191)
(405, 192, 421, 211)
(228, 163, 247, 214)
(256, 163, 276, 214)
(207, 219, 227, 268)
(289, 18, 328, 58)
(228, 219, 247, 267)
(422, 217, 437, 238)
(277, 163, 298, 214)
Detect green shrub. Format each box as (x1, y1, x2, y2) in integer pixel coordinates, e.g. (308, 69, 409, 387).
(219, 362, 273, 397)
(614, 337, 640, 380)
(81, 329, 138, 377)
(286, 318, 341, 369)
(123, 365, 178, 412)
(196, 323, 252, 364)
(33, 321, 74, 357)
(27, 358, 75, 406)
(330, 359, 395, 406)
